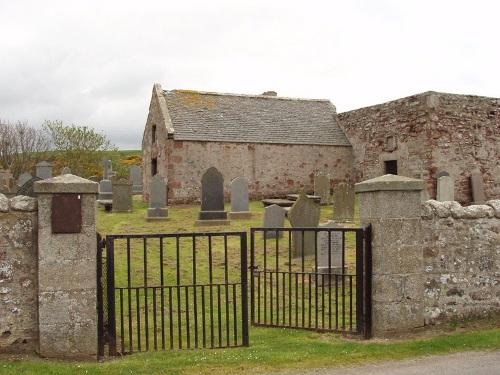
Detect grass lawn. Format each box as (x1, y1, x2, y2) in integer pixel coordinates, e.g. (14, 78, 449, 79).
(1, 196, 499, 374)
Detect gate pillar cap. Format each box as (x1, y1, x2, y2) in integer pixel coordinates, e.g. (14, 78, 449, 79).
(354, 174, 424, 193)
(34, 174, 99, 194)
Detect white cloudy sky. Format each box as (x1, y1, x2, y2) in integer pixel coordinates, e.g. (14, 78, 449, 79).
(1, 0, 499, 150)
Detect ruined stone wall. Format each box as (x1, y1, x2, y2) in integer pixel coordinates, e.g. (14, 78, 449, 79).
(161, 140, 354, 204)
(422, 199, 500, 325)
(0, 194, 38, 353)
(338, 91, 500, 204)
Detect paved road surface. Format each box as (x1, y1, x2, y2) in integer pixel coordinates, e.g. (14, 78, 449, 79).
(273, 351, 500, 375)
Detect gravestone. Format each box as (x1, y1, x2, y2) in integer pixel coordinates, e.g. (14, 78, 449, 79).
(436, 175, 454, 201)
(146, 174, 169, 221)
(435, 170, 450, 179)
(332, 183, 355, 222)
(315, 221, 345, 286)
(470, 169, 486, 204)
(61, 167, 71, 175)
(98, 159, 113, 201)
(36, 161, 53, 179)
(288, 192, 320, 258)
(229, 177, 252, 220)
(112, 178, 133, 212)
(18, 172, 33, 187)
(129, 165, 143, 195)
(314, 172, 331, 205)
(16, 177, 42, 198)
(263, 204, 286, 239)
(196, 167, 229, 225)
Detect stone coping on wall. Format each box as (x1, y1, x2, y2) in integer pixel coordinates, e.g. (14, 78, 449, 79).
(354, 174, 425, 193)
(422, 199, 500, 219)
(34, 174, 99, 194)
(0, 194, 38, 212)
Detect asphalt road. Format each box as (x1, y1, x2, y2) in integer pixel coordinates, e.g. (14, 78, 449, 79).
(273, 351, 500, 375)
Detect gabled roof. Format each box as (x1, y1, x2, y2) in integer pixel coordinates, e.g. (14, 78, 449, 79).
(161, 89, 351, 146)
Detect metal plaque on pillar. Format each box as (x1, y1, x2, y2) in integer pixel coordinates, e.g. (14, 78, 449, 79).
(52, 193, 82, 233)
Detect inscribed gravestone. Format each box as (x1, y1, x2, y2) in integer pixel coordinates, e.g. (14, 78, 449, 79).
(332, 183, 355, 222)
(18, 172, 32, 187)
(288, 192, 320, 258)
(436, 175, 454, 201)
(229, 177, 252, 220)
(314, 172, 331, 205)
(112, 178, 133, 212)
(263, 204, 286, 239)
(315, 221, 345, 285)
(197, 167, 229, 224)
(471, 169, 486, 204)
(36, 161, 53, 179)
(129, 165, 143, 195)
(146, 174, 169, 220)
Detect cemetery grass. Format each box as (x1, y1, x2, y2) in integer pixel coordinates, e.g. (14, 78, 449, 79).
(2, 198, 500, 374)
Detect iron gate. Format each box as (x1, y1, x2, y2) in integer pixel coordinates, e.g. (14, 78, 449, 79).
(250, 226, 371, 337)
(98, 232, 249, 356)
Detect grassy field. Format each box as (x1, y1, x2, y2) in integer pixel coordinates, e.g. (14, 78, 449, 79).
(1, 196, 499, 374)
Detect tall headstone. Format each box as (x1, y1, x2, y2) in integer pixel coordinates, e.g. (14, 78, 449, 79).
(129, 165, 143, 195)
(314, 172, 331, 205)
(332, 183, 355, 222)
(99, 159, 113, 201)
(288, 192, 320, 258)
(436, 175, 454, 201)
(263, 204, 286, 239)
(470, 169, 486, 204)
(61, 167, 71, 175)
(196, 167, 229, 225)
(112, 178, 133, 212)
(35, 161, 53, 180)
(229, 177, 252, 220)
(18, 172, 33, 187)
(315, 221, 345, 285)
(146, 174, 169, 221)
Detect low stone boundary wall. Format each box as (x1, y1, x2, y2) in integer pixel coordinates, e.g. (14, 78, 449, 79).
(0, 194, 38, 353)
(422, 200, 500, 324)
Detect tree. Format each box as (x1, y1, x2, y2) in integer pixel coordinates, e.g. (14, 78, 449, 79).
(42, 120, 124, 178)
(0, 119, 52, 178)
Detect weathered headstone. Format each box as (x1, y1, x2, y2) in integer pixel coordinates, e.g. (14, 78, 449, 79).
(18, 172, 33, 187)
(229, 177, 252, 220)
(263, 204, 286, 239)
(16, 177, 42, 198)
(470, 169, 486, 204)
(288, 192, 320, 258)
(314, 172, 331, 205)
(332, 183, 355, 222)
(436, 175, 454, 201)
(315, 221, 345, 285)
(101, 158, 111, 180)
(146, 174, 169, 221)
(61, 167, 71, 175)
(196, 167, 229, 225)
(129, 165, 143, 195)
(35, 161, 53, 179)
(112, 178, 133, 212)
(98, 159, 113, 202)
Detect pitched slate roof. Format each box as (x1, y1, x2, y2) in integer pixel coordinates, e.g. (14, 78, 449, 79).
(162, 89, 351, 146)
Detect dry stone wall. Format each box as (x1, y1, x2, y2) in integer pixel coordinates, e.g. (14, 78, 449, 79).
(0, 194, 38, 353)
(422, 199, 500, 324)
(338, 91, 500, 204)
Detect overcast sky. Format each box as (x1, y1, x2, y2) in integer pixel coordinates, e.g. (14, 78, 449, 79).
(1, 0, 499, 150)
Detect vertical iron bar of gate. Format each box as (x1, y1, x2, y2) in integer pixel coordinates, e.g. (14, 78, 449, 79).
(364, 225, 373, 339)
(105, 236, 117, 356)
(96, 233, 104, 357)
(240, 232, 249, 347)
(355, 228, 364, 335)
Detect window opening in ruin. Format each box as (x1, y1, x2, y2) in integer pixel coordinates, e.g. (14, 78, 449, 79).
(152, 124, 157, 143)
(385, 160, 398, 175)
(151, 158, 157, 176)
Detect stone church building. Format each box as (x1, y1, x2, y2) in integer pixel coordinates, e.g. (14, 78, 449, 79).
(142, 84, 499, 205)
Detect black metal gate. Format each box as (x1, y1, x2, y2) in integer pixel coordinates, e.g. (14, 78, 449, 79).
(250, 226, 371, 337)
(98, 232, 249, 356)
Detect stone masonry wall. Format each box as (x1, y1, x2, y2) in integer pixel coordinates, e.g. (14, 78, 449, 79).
(0, 194, 38, 353)
(422, 199, 500, 325)
(338, 91, 500, 204)
(144, 140, 354, 204)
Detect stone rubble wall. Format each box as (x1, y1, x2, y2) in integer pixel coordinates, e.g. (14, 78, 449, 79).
(422, 199, 500, 325)
(0, 194, 38, 353)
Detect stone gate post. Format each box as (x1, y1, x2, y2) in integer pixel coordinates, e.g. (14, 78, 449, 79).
(355, 174, 425, 337)
(34, 175, 99, 359)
